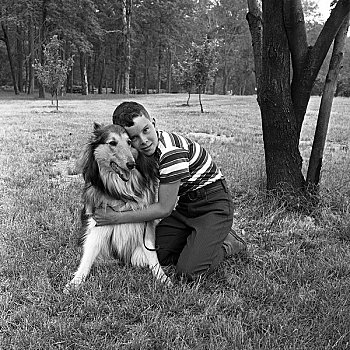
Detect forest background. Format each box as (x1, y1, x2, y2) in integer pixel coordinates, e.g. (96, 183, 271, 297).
(1, 0, 350, 98)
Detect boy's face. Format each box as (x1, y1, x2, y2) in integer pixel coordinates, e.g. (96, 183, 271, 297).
(124, 115, 158, 156)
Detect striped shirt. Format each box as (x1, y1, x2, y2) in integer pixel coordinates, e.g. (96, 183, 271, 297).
(155, 130, 222, 196)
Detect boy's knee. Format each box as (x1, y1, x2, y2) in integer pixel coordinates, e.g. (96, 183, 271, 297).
(157, 249, 178, 266)
(176, 258, 220, 281)
(176, 262, 202, 282)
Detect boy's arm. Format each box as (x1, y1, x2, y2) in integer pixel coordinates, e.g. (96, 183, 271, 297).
(93, 181, 181, 226)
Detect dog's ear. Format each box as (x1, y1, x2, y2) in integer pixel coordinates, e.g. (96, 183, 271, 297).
(136, 153, 159, 184)
(93, 122, 102, 131)
(131, 147, 139, 160)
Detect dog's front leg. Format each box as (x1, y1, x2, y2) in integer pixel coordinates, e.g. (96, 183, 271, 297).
(64, 224, 109, 293)
(143, 223, 172, 286)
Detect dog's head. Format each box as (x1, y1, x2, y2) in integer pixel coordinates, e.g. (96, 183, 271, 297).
(87, 122, 137, 183)
(79, 123, 158, 199)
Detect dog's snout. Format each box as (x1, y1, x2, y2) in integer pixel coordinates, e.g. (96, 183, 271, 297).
(126, 161, 136, 170)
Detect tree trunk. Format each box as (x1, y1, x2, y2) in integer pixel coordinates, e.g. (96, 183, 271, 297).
(306, 14, 350, 189)
(91, 52, 97, 94)
(246, 0, 263, 94)
(55, 90, 59, 110)
(1, 24, 19, 95)
(27, 14, 35, 94)
(122, 0, 131, 94)
(17, 25, 24, 93)
(143, 45, 148, 94)
(199, 86, 204, 113)
(259, 0, 305, 192)
(166, 47, 172, 93)
(80, 52, 88, 95)
(222, 67, 228, 95)
(87, 55, 93, 94)
(157, 43, 162, 93)
(39, 0, 49, 98)
(98, 57, 105, 94)
(187, 91, 191, 106)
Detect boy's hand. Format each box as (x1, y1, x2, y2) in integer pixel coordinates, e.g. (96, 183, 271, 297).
(93, 207, 121, 226)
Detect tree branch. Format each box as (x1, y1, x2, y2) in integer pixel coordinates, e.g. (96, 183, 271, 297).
(283, 0, 308, 76)
(309, 0, 350, 82)
(291, 0, 350, 133)
(306, 12, 350, 188)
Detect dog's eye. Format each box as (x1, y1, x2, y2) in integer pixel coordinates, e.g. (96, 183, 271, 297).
(127, 139, 132, 146)
(108, 141, 118, 147)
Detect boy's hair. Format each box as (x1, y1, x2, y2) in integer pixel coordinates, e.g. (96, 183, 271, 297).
(112, 101, 151, 127)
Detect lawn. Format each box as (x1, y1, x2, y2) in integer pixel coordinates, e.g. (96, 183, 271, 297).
(0, 93, 349, 349)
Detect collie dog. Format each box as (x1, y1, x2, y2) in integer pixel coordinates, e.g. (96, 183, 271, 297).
(64, 123, 171, 293)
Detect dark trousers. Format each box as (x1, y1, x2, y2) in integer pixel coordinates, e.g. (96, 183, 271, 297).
(155, 179, 234, 280)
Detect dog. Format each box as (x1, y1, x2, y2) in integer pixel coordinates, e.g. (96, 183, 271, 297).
(64, 123, 171, 293)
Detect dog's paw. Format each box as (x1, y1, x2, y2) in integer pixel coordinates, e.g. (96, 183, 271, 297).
(157, 269, 173, 287)
(63, 276, 84, 294)
(163, 276, 173, 287)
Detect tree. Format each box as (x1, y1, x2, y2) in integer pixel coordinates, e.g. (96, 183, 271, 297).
(192, 39, 219, 113)
(175, 39, 218, 112)
(246, 0, 350, 199)
(173, 54, 195, 106)
(34, 35, 74, 110)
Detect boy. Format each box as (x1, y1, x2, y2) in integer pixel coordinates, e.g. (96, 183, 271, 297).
(94, 101, 246, 280)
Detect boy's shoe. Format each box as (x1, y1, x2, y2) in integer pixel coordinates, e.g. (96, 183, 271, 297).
(223, 228, 247, 258)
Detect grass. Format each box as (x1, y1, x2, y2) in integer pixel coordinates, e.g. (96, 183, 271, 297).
(0, 93, 349, 349)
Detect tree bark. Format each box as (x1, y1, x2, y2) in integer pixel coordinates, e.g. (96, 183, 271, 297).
(143, 44, 148, 94)
(306, 14, 350, 189)
(98, 56, 105, 94)
(222, 66, 228, 95)
(80, 51, 89, 95)
(246, 0, 262, 94)
(122, 0, 131, 94)
(166, 47, 172, 93)
(157, 43, 162, 93)
(199, 86, 204, 113)
(27, 13, 35, 94)
(39, 0, 49, 98)
(17, 25, 24, 93)
(259, 0, 305, 192)
(1, 23, 19, 95)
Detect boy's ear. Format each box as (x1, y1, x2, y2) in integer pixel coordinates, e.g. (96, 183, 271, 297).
(151, 118, 156, 127)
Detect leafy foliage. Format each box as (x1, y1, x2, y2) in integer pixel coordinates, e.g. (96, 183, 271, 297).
(34, 35, 74, 109)
(1, 0, 331, 97)
(191, 39, 219, 92)
(174, 39, 219, 111)
(172, 55, 195, 105)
